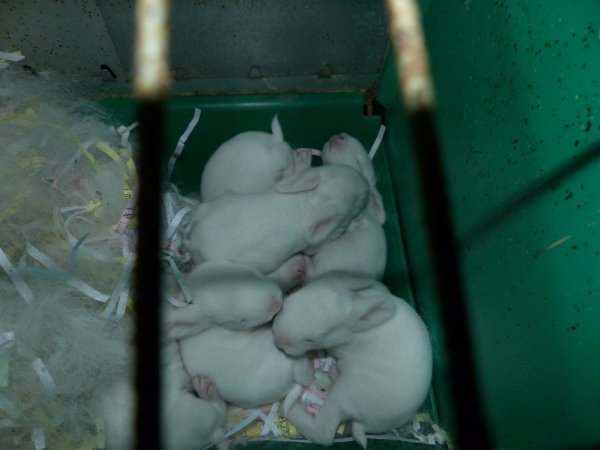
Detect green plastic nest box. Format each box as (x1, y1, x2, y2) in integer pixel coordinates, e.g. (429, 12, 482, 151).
(5, 0, 600, 449)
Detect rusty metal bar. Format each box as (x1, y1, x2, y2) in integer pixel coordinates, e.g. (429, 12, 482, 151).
(385, 1, 492, 448)
(133, 0, 170, 449)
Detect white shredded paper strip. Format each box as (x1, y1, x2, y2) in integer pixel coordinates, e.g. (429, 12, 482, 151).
(32, 427, 46, 450)
(31, 357, 57, 399)
(117, 122, 138, 148)
(163, 255, 192, 303)
(0, 51, 25, 62)
(0, 248, 34, 304)
(115, 286, 131, 319)
(215, 409, 262, 447)
(26, 242, 110, 302)
(259, 403, 280, 437)
(167, 108, 201, 179)
(0, 331, 15, 353)
(102, 253, 135, 318)
(301, 391, 325, 406)
(164, 191, 176, 223)
(62, 211, 118, 264)
(319, 356, 334, 372)
(368, 124, 386, 160)
(164, 207, 191, 243)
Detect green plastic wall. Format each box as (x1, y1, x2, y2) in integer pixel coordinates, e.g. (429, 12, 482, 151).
(378, 1, 600, 449)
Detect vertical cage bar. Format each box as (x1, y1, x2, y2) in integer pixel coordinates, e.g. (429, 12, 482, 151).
(133, 0, 170, 449)
(385, 1, 492, 448)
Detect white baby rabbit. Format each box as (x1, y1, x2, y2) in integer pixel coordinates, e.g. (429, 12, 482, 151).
(179, 326, 314, 411)
(271, 280, 432, 449)
(164, 260, 283, 340)
(321, 133, 386, 224)
(302, 133, 388, 288)
(92, 342, 228, 450)
(201, 115, 312, 201)
(303, 211, 386, 289)
(189, 165, 370, 274)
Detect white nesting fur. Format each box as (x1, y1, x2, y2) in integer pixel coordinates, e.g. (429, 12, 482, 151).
(164, 260, 283, 340)
(271, 280, 432, 449)
(0, 68, 143, 448)
(179, 326, 314, 411)
(188, 164, 370, 274)
(200, 115, 312, 201)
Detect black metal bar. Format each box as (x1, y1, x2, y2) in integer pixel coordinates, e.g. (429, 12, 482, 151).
(408, 107, 492, 449)
(134, 99, 164, 450)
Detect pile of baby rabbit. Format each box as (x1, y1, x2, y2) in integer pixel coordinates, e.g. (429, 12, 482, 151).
(94, 116, 432, 450)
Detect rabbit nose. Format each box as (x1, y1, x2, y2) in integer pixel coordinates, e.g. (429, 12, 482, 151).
(273, 333, 288, 349)
(328, 133, 347, 149)
(269, 296, 283, 313)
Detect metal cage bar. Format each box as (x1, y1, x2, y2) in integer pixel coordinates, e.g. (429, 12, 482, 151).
(133, 1, 170, 449)
(386, 1, 492, 448)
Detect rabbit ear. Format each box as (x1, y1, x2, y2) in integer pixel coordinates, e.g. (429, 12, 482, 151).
(368, 190, 386, 224)
(275, 169, 320, 193)
(271, 115, 284, 143)
(350, 295, 396, 332)
(304, 212, 342, 246)
(353, 150, 376, 186)
(165, 306, 212, 340)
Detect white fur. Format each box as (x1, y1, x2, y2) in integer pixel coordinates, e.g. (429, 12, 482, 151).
(271, 280, 432, 448)
(95, 261, 285, 449)
(92, 342, 227, 450)
(266, 253, 310, 293)
(304, 212, 386, 289)
(179, 326, 313, 410)
(200, 115, 312, 201)
(164, 261, 283, 340)
(302, 133, 388, 288)
(189, 165, 370, 274)
(322, 133, 386, 224)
